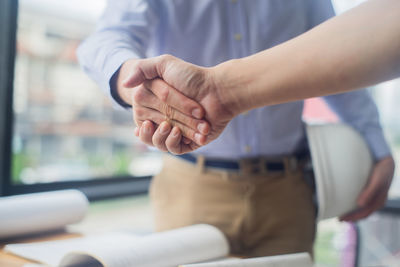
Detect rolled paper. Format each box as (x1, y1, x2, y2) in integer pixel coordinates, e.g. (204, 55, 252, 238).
(0, 189, 89, 239)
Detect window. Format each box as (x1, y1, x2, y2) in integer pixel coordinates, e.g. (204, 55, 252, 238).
(0, 0, 162, 199)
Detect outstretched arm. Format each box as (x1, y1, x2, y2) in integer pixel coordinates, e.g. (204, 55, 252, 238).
(214, 0, 400, 109)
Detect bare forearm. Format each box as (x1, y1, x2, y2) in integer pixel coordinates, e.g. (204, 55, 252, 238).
(214, 0, 400, 112)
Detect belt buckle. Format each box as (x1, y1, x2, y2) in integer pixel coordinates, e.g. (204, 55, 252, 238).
(239, 158, 263, 175)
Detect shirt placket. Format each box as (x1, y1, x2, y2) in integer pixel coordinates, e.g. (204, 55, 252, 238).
(229, 0, 256, 157)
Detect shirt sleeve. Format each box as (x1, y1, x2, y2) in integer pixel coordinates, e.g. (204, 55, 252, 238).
(322, 90, 392, 161)
(307, 0, 336, 29)
(77, 0, 159, 108)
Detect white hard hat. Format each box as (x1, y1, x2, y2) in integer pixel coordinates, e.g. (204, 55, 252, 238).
(306, 123, 373, 221)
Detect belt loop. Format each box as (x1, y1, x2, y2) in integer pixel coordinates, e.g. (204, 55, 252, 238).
(196, 155, 205, 173)
(283, 157, 289, 175)
(260, 157, 268, 175)
(283, 156, 298, 174)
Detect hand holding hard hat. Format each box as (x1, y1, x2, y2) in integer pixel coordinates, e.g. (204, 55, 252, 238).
(306, 123, 394, 221)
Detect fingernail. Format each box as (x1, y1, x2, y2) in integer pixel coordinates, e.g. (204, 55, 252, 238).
(197, 122, 208, 134)
(195, 133, 205, 145)
(143, 124, 150, 133)
(192, 108, 202, 119)
(160, 122, 170, 134)
(172, 127, 180, 137)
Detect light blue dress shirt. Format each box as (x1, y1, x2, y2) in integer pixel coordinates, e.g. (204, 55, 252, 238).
(78, 0, 390, 160)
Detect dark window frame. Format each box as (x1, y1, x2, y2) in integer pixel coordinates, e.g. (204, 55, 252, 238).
(0, 0, 150, 201)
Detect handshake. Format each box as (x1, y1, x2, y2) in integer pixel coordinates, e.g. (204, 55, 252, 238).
(113, 0, 400, 154)
(117, 55, 247, 154)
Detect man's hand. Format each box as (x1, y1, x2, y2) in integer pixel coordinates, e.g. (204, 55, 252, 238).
(340, 156, 395, 221)
(113, 56, 210, 153)
(122, 55, 240, 154)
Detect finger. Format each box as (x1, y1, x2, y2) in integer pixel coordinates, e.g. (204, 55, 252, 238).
(132, 86, 210, 134)
(144, 78, 204, 119)
(165, 127, 183, 154)
(152, 121, 172, 152)
(357, 173, 391, 208)
(339, 206, 364, 222)
(165, 127, 201, 154)
(340, 207, 371, 222)
(134, 127, 139, 137)
(357, 174, 384, 207)
(139, 120, 156, 146)
(340, 202, 379, 221)
(357, 157, 394, 207)
(340, 191, 388, 221)
(183, 136, 192, 145)
(134, 106, 207, 145)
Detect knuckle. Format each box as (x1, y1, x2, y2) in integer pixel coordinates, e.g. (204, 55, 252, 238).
(159, 86, 169, 102)
(132, 64, 141, 75)
(132, 87, 146, 105)
(160, 54, 173, 63)
(134, 107, 146, 118)
(183, 101, 195, 112)
(134, 118, 142, 127)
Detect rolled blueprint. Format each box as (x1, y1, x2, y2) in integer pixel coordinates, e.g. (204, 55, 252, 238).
(0, 190, 89, 239)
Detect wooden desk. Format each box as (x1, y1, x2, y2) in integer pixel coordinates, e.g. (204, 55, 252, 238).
(0, 250, 30, 267)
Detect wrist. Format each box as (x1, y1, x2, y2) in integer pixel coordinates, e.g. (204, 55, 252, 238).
(210, 58, 253, 116)
(114, 58, 138, 106)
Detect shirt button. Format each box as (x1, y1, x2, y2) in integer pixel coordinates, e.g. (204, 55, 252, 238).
(231, 0, 237, 3)
(234, 33, 242, 41)
(245, 145, 252, 153)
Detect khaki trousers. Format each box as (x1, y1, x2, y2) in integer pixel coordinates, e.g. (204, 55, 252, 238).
(149, 154, 316, 257)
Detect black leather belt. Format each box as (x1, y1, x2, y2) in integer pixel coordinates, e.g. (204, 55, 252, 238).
(176, 152, 309, 173)
(175, 151, 315, 193)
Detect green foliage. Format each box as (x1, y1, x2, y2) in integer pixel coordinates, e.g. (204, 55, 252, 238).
(314, 229, 341, 266)
(11, 152, 33, 184)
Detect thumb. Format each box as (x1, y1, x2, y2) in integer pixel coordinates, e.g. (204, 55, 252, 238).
(357, 156, 395, 207)
(356, 175, 376, 208)
(122, 55, 171, 88)
(122, 64, 149, 88)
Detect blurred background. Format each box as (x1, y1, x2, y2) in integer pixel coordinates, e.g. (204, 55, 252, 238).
(12, 0, 163, 185)
(11, 0, 400, 193)
(9, 0, 400, 266)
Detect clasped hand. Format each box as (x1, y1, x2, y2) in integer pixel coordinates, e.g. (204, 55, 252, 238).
(118, 55, 238, 154)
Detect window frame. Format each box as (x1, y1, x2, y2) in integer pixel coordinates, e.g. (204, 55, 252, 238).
(0, 0, 151, 201)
